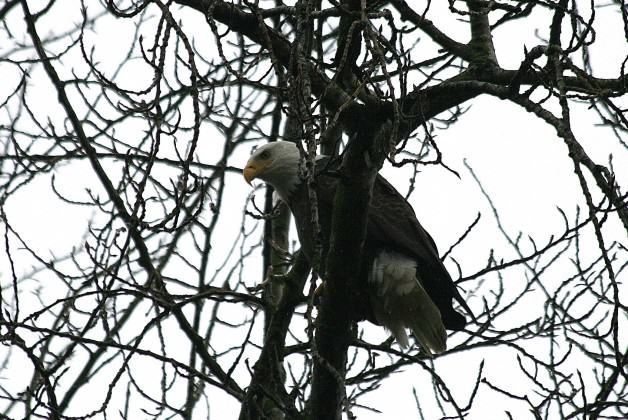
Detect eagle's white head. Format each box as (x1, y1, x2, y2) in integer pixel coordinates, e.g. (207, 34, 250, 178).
(243, 141, 301, 201)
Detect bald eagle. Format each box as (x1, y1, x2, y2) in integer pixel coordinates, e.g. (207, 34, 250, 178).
(244, 141, 469, 353)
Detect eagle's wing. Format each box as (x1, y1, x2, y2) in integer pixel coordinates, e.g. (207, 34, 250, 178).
(367, 174, 469, 331)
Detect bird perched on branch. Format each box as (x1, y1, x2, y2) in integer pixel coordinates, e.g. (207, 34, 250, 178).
(243, 141, 470, 353)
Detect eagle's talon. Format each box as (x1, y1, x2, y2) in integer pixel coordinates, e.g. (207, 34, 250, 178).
(313, 281, 326, 305)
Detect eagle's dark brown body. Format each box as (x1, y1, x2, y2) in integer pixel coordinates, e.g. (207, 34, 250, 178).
(288, 157, 468, 331)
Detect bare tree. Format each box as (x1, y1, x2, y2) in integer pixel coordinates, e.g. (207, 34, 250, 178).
(0, 0, 626, 419)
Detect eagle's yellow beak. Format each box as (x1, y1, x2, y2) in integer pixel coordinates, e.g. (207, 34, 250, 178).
(243, 159, 270, 185)
(243, 164, 257, 185)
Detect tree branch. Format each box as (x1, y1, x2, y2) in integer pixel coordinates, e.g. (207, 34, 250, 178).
(22, 0, 244, 401)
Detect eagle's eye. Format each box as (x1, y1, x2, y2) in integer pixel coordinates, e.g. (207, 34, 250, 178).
(259, 150, 271, 160)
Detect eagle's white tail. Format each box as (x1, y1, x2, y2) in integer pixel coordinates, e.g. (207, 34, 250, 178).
(369, 250, 447, 354)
